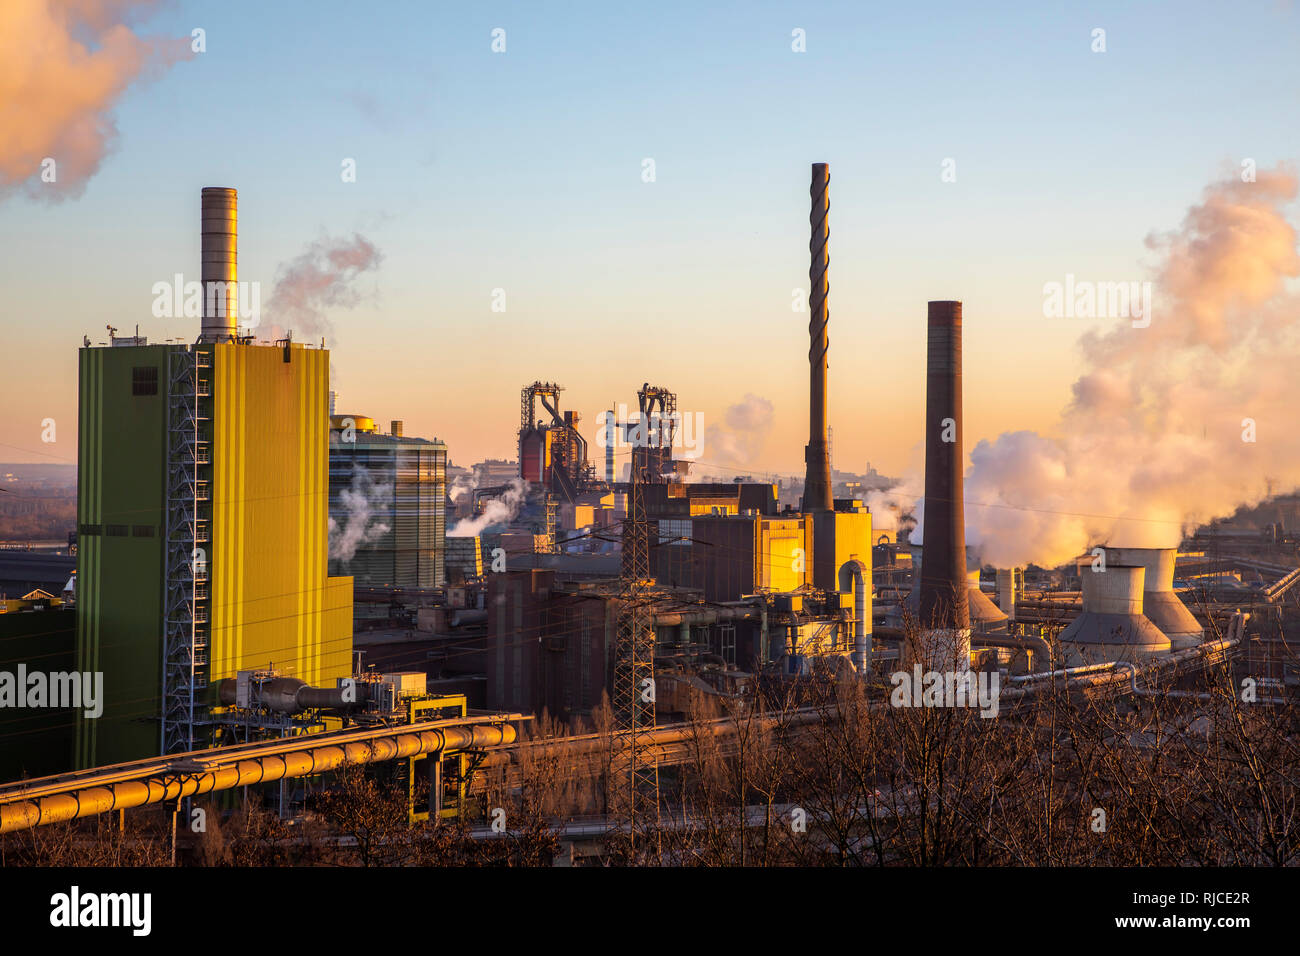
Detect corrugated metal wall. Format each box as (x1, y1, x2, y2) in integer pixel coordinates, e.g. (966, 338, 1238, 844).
(209, 344, 352, 688)
(74, 345, 169, 768)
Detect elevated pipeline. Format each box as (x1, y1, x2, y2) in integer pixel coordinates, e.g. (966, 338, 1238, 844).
(0, 717, 518, 834)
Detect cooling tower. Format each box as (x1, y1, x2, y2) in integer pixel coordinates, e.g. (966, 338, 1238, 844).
(200, 186, 238, 343)
(967, 568, 1009, 632)
(1105, 547, 1203, 649)
(1059, 565, 1171, 666)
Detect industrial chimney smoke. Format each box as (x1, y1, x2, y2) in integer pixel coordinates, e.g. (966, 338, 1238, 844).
(200, 186, 238, 343)
(910, 300, 970, 670)
(803, 163, 833, 513)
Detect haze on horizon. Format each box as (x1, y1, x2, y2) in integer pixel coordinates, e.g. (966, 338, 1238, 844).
(2, 0, 1298, 533)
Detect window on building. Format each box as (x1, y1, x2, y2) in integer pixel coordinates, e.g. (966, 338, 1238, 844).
(716, 623, 736, 666)
(132, 366, 158, 396)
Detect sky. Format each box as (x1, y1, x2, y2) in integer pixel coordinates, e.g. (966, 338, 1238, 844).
(2, 0, 1298, 482)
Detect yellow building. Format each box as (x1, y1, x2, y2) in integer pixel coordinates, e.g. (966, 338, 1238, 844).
(76, 339, 352, 766)
(208, 343, 353, 687)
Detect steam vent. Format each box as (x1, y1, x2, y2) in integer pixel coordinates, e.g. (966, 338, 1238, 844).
(1105, 547, 1203, 649)
(1059, 565, 1172, 666)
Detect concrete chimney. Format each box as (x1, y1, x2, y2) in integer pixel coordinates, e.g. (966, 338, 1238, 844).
(904, 301, 971, 671)
(200, 187, 238, 343)
(802, 163, 833, 513)
(917, 302, 969, 629)
(391, 420, 404, 438)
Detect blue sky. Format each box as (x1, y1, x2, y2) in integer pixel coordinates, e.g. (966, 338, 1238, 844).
(2, 0, 1298, 476)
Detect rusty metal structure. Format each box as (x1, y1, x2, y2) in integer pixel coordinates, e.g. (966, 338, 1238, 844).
(803, 163, 833, 514)
(635, 383, 678, 482)
(518, 381, 597, 502)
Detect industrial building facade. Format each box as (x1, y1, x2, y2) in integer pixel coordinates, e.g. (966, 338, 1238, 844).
(76, 339, 353, 768)
(328, 416, 448, 589)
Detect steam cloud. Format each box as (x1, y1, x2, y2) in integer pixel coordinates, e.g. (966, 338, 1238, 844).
(448, 472, 478, 503)
(329, 467, 391, 562)
(448, 478, 528, 537)
(866, 472, 923, 533)
(0, 1, 192, 201)
(962, 166, 1300, 568)
(260, 234, 383, 339)
(702, 394, 775, 472)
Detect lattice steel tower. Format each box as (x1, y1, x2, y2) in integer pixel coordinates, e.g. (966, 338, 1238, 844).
(614, 457, 659, 848)
(161, 345, 211, 753)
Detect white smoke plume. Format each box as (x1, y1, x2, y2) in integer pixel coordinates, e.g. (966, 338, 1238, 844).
(448, 478, 528, 537)
(866, 471, 923, 534)
(260, 234, 383, 339)
(448, 472, 477, 503)
(701, 394, 775, 473)
(963, 166, 1300, 569)
(0, 0, 192, 201)
(329, 467, 391, 563)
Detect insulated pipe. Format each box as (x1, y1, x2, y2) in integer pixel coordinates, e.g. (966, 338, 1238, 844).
(878, 627, 1051, 669)
(450, 608, 489, 627)
(802, 162, 833, 513)
(215, 677, 372, 713)
(0, 721, 517, 834)
(200, 187, 238, 342)
(1010, 633, 1238, 685)
(970, 632, 1053, 672)
(838, 558, 872, 672)
(649, 606, 758, 627)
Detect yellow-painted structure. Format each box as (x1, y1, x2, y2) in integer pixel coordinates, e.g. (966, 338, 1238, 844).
(405, 694, 469, 822)
(814, 509, 873, 586)
(209, 343, 352, 688)
(757, 517, 814, 592)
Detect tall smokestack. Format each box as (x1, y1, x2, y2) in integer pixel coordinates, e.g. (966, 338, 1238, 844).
(605, 408, 616, 484)
(200, 186, 238, 343)
(911, 300, 970, 668)
(803, 163, 833, 513)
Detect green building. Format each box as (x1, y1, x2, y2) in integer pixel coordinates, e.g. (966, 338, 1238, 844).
(75, 340, 353, 768)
